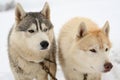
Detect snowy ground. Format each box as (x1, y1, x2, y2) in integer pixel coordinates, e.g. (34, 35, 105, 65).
(0, 0, 120, 80)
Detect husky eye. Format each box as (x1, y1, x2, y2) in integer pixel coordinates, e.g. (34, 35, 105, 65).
(43, 28, 48, 32)
(28, 30, 35, 33)
(105, 48, 108, 52)
(90, 49, 97, 53)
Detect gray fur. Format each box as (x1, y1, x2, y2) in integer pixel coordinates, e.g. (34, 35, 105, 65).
(16, 12, 53, 31)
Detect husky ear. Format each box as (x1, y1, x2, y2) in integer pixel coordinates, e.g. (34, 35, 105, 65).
(15, 3, 26, 24)
(102, 21, 110, 37)
(77, 22, 87, 38)
(41, 2, 50, 19)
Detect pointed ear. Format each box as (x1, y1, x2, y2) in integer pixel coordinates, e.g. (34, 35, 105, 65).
(102, 21, 110, 37)
(77, 22, 87, 38)
(41, 2, 50, 19)
(15, 3, 26, 24)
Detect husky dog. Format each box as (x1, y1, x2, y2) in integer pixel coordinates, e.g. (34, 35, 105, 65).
(58, 17, 113, 80)
(8, 2, 56, 80)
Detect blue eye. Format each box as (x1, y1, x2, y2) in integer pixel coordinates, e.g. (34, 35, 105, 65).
(90, 49, 97, 53)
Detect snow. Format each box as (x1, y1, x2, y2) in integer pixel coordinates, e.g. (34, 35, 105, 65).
(0, 0, 120, 80)
(0, 0, 13, 5)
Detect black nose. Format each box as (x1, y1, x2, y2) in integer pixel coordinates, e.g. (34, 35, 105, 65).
(40, 41, 49, 49)
(104, 62, 113, 72)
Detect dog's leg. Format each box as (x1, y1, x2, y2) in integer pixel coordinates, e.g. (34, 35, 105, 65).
(49, 62, 57, 80)
(49, 53, 57, 80)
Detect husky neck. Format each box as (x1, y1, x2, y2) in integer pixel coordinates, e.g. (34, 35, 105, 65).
(72, 69, 101, 80)
(70, 68, 101, 80)
(65, 60, 101, 80)
(73, 69, 101, 80)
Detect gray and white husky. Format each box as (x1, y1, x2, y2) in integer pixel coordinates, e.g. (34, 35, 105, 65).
(8, 2, 56, 80)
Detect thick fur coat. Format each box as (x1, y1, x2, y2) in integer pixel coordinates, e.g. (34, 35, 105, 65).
(58, 17, 113, 80)
(8, 2, 56, 80)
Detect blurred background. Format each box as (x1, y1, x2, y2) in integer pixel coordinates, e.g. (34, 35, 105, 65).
(0, 0, 120, 80)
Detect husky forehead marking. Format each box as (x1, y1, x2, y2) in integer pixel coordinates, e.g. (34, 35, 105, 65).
(35, 18, 48, 31)
(35, 18, 40, 31)
(96, 32, 105, 49)
(91, 31, 111, 49)
(78, 30, 111, 51)
(16, 12, 53, 31)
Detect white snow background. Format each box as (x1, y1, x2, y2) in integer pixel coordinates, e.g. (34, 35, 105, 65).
(0, 0, 120, 80)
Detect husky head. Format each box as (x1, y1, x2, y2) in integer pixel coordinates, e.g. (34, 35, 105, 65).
(71, 22, 113, 73)
(10, 2, 55, 63)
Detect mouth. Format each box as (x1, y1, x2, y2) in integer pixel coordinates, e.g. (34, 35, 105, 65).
(103, 69, 111, 73)
(40, 48, 49, 50)
(91, 66, 112, 73)
(90, 66, 103, 73)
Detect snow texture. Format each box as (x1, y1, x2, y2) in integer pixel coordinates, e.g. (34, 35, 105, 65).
(0, 0, 120, 80)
